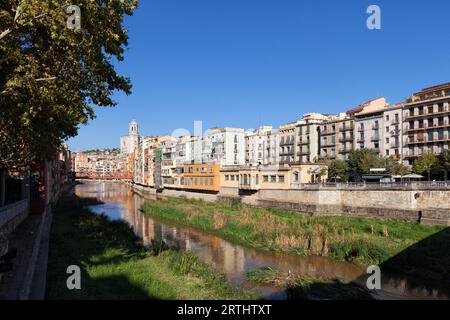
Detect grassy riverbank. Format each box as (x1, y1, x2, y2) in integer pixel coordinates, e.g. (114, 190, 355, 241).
(141, 197, 445, 266)
(46, 194, 256, 300)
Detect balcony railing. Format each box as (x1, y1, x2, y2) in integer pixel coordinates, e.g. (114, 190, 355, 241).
(297, 149, 310, 156)
(339, 136, 354, 143)
(321, 130, 336, 136)
(298, 139, 310, 145)
(321, 141, 336, 147)
(339, 126, 353, 132)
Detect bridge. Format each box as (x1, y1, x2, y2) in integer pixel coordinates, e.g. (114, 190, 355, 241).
(77, 174, 132, 180)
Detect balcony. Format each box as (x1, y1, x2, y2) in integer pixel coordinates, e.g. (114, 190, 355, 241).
(405, 122, 450, 133)
(371, 135, 380, 142)
(321, 141, 336, 147)
(357, 127, 365, 132)
(298, 139, 310, 146)
(339, 126, 353, 132)
(297, 149, 310, 156)
(405, 109, 449, 120)
(372, 125, 379, 130)
(339, 136, 354, 143)
(339, 147, 352, 154)
(405, 136, 450, 145)
(321, 130, 336, 136)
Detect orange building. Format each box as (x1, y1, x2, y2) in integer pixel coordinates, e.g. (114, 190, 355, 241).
(182, 163, 221, 193)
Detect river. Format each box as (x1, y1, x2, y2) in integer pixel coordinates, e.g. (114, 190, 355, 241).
(74, 181, 448, 300)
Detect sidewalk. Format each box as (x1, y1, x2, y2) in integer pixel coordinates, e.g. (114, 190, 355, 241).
(0, 206, 53, 300)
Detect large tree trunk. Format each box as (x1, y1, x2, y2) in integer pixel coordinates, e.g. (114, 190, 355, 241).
(0, 169, 5, 207)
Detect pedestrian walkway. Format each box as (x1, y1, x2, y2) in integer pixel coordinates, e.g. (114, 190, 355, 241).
(0, 207, 52, 300)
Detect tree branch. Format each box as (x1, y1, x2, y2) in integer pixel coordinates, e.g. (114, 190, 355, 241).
(0, 4, 21, 40)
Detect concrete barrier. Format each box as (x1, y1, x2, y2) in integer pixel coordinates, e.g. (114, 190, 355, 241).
(127, 182, 450, 226)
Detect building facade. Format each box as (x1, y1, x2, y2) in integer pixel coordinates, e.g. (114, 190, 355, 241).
(403, 83, 450, 165)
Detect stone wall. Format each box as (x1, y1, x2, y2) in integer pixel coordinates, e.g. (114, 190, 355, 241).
(129, 183, 450, 226)
(0, 199, 29, 282)
(243, 188, 450, 225)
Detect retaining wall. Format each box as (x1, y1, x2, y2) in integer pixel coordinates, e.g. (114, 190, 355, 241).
(129, 183, 450, 226)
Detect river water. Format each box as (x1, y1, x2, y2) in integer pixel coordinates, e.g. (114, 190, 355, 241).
(74, 181, 448, 300)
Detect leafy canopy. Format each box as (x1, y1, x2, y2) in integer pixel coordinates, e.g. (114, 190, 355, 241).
(0, 0, 138, 168)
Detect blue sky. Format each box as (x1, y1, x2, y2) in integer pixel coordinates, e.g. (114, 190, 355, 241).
(68, 0, 450, 151)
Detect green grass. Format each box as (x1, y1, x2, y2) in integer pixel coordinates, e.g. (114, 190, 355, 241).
(141, 197, 445, 266)
(46, 194, 257, 300)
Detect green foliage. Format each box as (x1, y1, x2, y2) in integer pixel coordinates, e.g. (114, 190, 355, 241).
(0, 0, 138, 168)
(382, 156, 410, 175)
(347, 149, 381, 175)
(328, 159, 348, 179)
(413, 153, 440, 181)
(439, 149, 450, 180)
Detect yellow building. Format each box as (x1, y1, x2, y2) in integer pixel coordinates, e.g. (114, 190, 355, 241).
(182, 163, 221, 193)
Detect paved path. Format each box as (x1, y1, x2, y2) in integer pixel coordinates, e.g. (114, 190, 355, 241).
(0, 206, 53, 300)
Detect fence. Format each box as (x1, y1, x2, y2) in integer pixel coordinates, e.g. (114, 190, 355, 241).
(290, 181, 450, 190)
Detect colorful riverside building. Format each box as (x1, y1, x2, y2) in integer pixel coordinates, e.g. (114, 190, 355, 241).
(181, 163, 221, 193)
(403, 82, 450, 165)
(115, 82, 450, 193)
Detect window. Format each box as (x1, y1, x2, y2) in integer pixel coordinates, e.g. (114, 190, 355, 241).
(210, 178, 214, 186)
(294, 173, 299, 182)
(263, 175, 269, 183)
(256, 175, 259, 185)
(230, 175, 235, 181)
(386, 138, 389, 144)
(270, 175, 276, 183)
(386, 126, 389, 133)
(386, 115, 389, 121)
(225, 175, 229, 181)
(386, 150, 390, 156)
(278, 175, 285, 183)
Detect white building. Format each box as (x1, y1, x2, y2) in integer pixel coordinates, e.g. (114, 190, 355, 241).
(120, 120, 140, 156)
(245, 126, 279, 165)
(202, 127, 245, 166)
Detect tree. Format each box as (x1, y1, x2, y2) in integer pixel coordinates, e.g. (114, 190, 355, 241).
(347, 149, 381, 178)
(0, 0, 138, 170)
(381, 156, 410, 176)
(328, 159, 348, 180)
(439, 149, 450, 181)
(413, 153, 439, 181)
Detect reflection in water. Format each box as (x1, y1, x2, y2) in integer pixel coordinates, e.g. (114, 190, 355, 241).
(75, 181, 448, 300)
